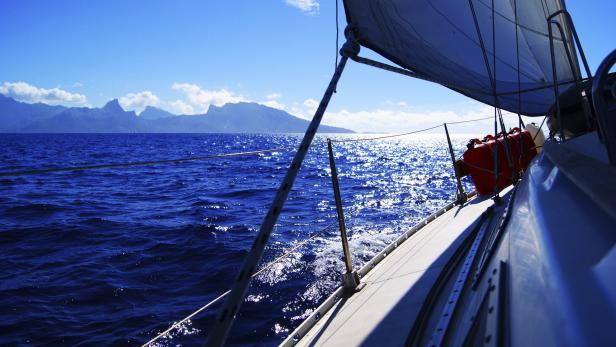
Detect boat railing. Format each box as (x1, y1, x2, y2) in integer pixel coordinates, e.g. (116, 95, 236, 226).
(591, 49, 616, 165)
(282, 115, 553, 345)
(136, 114, 532, 345)
(281, 119, 526, 345)
(137, 119, 497, 346)
(137, 124, 480, 345)
(546, 9, 594, 141)
(321, 119, 495, 293)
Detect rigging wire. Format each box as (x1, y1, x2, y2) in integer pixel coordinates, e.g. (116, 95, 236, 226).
(9, 114, 541, 346)
(491, 0, 501, 196)
(140, 113, 524, 345)
(467, 0, 501, 196)
(0, 147, 295, 177)
(3, 114, 530, 178)
(141, 222, 337, 347)
(491, 0, 517, 191)
(142, 111, 501, 344)
(446, 116, 494, 125)
(514, 0, 526, 167)
(136, 5, 549, 338)
(513, 0, 523, 127)
(335, 0, 339, 73)
(330, 124, 443, 143)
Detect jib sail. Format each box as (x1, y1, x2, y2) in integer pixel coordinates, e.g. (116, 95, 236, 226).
(343, 0, 579, 116)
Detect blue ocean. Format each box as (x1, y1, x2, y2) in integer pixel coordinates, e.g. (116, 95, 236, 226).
(0, 133, 471, 346)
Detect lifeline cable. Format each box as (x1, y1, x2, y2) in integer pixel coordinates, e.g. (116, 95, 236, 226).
(331, 113, 518, 144)
(3, 115, 529, 178)
(0, 147, 295, 177)
(330, 124, 443, 143)
(141, 112, 514, 345)
(445, 116, 494, 125)
(141, 222, 337, 347)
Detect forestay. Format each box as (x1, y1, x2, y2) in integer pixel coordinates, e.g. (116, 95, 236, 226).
(343, 0, 579, 116)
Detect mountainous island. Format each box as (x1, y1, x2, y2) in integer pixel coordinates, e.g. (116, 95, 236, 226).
(0, 95, 353, 133)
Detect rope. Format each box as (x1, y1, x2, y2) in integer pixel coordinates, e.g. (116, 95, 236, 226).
(330, 124, 443, 143)
(0, 147, 294, 177)
(141, 222, 337, 347)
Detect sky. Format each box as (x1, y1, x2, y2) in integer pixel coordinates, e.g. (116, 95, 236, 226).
(0, 0, 614, 133)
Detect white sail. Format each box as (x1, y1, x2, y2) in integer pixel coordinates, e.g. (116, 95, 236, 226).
(343, 0, 579, 116)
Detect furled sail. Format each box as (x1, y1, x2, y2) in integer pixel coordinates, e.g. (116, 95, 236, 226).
(343, 0, 580, 116)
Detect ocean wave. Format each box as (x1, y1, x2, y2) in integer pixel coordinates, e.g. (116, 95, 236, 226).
(0, 133, 463, 346)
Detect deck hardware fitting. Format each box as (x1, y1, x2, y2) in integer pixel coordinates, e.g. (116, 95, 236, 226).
(482, 261, 508, 347)
(326, 138, 361, 293)
(473, 184, 517, 289)
(428, 207, 494, 347)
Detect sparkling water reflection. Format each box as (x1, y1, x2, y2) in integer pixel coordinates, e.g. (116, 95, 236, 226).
(0, 133, 473, 346)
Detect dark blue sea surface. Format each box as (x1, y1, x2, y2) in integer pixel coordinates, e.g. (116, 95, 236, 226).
(0, 133, 473, 346)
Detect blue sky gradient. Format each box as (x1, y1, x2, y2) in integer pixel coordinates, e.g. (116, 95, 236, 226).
(0, 0, 614, 132)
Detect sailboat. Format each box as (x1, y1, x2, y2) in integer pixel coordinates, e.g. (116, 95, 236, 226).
(199, 0, 616, 346)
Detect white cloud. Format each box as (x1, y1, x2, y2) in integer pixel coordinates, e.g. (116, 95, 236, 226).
(257, 92, 286, 110)
(118, 91, 160, 113)
(260, 99, 286, 110)
(72, 82, 84, 88)
(321, 106, 526, 134)
(303, 98, 319, 113)
(386, 100, 408, 107)
(286, 99, 525, 134)
(285, 0, 319, 14)
(171, 82, 246, 113)
(320, 108, 460, 133)
(0, 81, 88, 106)
(169, 99, 195, 115)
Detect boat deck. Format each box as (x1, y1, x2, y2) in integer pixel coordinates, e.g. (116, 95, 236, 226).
(286, 189, 510, 346)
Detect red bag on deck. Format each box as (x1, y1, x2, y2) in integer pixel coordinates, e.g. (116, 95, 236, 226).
(462, 128, 537, 195)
